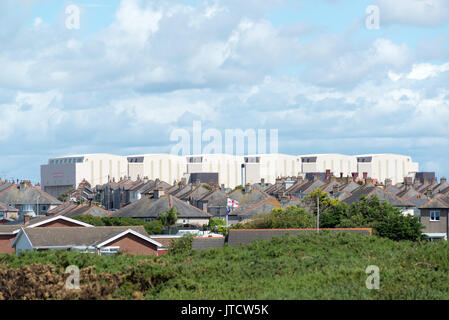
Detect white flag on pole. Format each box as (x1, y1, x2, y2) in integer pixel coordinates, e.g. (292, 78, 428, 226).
(227, 198, 239, 208)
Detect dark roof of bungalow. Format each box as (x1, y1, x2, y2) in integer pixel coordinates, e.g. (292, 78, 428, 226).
(109, 195, 211, 219)
(14, 226, 155, 248)
(0, 225, 21, 234)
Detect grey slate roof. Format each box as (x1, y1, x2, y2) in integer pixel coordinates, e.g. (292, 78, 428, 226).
(407, 198, 429, 208)
(419, 197, 449, 209)
(0, 184, 61, 206)
(18, 226, 151, 248)
(47, 202, 109, 218)
(0, 201, 19, 212)
(109, 195, 211, 219)
(0, 225, 21, 234)
(209, 188, 273, 207)
(343, 186, 414, 207)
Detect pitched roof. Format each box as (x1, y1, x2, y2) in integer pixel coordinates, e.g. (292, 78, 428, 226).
(14, 226, 157, 248)
(109, 195, 211, 219)
(25, 215, 93, 228)
(419, 197, 449, 209)
(0, 225, 21, 235)
(396, 187, 423, 200)
(48, 202, 109, 218)
(209, 188, 273, 207)
(0, 184, 61, 205)
(0, 201, 19, 212)
(339, 181, 362, 193)
(230, 199, 280, 218)
(343, 186, 414, 207)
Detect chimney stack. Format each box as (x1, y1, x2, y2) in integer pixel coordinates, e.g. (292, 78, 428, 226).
(24, 214, 30, 224)
(363, 172, 368, 179)
(154, 187, 164, 199)
(351, 172, 358, 181)
(325, 169, 331, 181)
(441, 177, 447, 184)
(202, 201, 208, 213)
(332, 183, 339, 195)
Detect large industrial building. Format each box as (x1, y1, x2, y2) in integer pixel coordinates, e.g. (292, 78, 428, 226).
(299, 154, 357, 178)
(185, 154, 243, 189)
(127, 154, 186, 185)
(356, 154, 419, 185)
(40, 154, 128, 197)
(243, 154, 300, 185)
(40, 152, 421, 194)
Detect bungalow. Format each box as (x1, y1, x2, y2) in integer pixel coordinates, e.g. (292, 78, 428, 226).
(12, 226, 163, 256)
(0, 215, 93, 254)
(0, 226, 21, 254)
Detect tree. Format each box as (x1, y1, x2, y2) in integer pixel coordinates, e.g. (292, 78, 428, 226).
(57, 188, 75, 202)
(233, 205, 315, 229)
(337, 196, 424, 241)
(157, 207, 179, 234)
(169, 233, 193, 255)
(208, 218, 226, 232)
(302, 188, 348, 228)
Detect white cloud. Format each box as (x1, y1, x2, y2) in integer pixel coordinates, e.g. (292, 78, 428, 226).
(374, 0, 449, 27)
(1, 0, 449, 181)
(407, 62, 449, 80)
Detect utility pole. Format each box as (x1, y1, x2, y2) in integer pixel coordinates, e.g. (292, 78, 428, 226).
(316, 193, 320, 233)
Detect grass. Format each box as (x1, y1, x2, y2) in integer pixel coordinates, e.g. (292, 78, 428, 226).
(1, 232, 449, 299)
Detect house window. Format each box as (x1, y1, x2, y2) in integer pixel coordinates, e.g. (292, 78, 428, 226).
(430, 211, 440, 222)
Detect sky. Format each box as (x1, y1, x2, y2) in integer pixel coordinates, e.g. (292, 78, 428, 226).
(0, 0, 449, 183)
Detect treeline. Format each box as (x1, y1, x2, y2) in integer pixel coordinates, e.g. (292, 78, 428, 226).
(233, 189, 424, 241)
